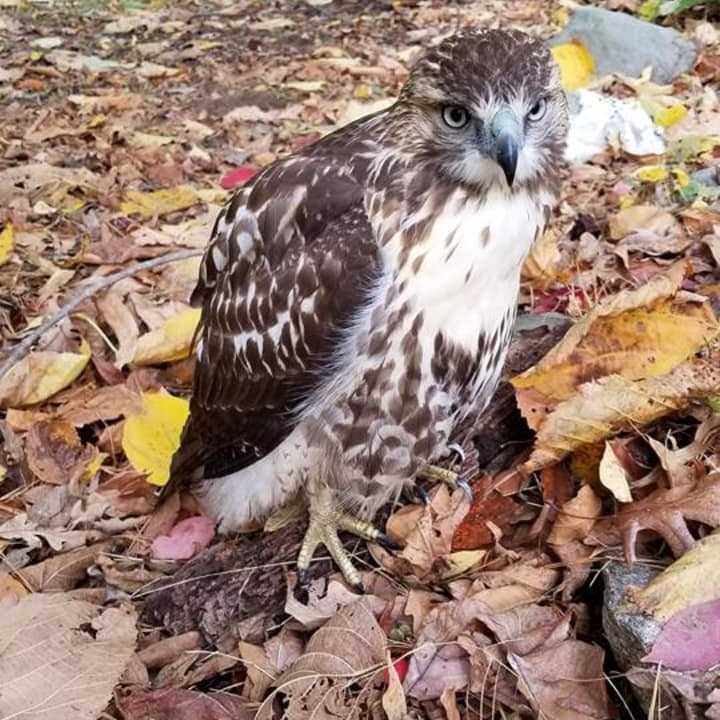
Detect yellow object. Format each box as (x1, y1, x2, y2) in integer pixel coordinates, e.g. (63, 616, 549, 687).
(120, 186, 198, 218)
(0, 224, 14, 265)
(122, 391, 189, 486)
(672, 167, 690, 189)
(0, 339, 91, 408)
(550, 41, 594, 91)
(655, 103, 688, 128)
(634, 165, 669, 183)
(133, 308, 202, 366)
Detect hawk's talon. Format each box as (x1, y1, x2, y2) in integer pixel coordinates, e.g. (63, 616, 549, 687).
(447, 442, 466, 467)
(404, 484, 430, 505)
(457, 477, 474, 503)
(376, 532, 403, 552)
(418, 464, 473, 502)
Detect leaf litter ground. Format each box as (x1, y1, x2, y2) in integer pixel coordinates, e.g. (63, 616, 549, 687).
(1, 0, 720, 719)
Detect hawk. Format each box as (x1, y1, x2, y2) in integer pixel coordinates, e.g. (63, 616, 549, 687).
(170, 29, 569, 588)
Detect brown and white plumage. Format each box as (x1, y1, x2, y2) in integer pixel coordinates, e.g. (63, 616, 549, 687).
(170, 28, 569, 586)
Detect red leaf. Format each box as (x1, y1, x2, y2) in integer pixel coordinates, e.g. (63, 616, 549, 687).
(220, 165, 258, 190)
(643, 599, 720, 671)
(383, 657, 409, 685)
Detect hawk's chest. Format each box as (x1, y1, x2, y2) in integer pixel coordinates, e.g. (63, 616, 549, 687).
(388, 189, 545, 355)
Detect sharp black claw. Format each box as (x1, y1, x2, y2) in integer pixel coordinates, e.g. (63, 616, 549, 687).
(415, 485, 430, 505)
(376, 532, 403, 552)
(352, 580, 366, 594)
(457, 478, 474, 502)
(297, 568, 311, 589)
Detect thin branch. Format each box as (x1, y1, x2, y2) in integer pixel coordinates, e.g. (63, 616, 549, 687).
(0, 248, 204, 381)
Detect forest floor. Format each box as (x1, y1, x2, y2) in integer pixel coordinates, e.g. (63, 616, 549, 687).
(1, 0, 720, 719)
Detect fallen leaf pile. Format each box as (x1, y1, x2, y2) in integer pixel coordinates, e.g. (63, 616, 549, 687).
(1, 0, 720, 718)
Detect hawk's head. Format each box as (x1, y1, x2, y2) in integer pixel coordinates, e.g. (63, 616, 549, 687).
(393, 29, 568, 191)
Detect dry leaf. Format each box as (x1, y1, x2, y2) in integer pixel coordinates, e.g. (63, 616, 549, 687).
(259, 599, 385, 720)
(608, 204, 681, 240)
(116, 687, 254, 720)
(122, 391, 190, 486)
(98, 291, 140, 368)
(25, 419, 96, 485)
(0, 340, 91, 408)
(0, 222, 14, 265)
(598, 442, 633, 502)
(120, 186, 198, 218)
(548, 485, 602, 546)
(0, 594, 137, 720)
(382, 652, 408, 720)
(522, 340, 720, 474)
(629, 528, 720, 621)
(132, 307, 201, 365)
(593, 475, 720, 564)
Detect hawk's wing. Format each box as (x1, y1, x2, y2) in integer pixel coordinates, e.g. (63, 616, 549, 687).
(169, 156, 382, 486)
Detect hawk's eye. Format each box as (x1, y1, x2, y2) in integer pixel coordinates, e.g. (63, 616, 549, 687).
(527, 98, 547, 122)
(441, 105, 470, 129)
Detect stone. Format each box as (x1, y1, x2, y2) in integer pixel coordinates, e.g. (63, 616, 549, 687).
(551, 6, 698, 84)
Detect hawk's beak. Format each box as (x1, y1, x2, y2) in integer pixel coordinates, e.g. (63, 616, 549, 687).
(490, 110, 522, 188)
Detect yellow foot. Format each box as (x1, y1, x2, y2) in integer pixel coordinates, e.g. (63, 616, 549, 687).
(296, 487, 400, 592)
(417, 464, 473, 501)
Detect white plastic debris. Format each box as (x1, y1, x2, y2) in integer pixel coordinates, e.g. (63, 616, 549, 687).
(565, 89, 666, 165)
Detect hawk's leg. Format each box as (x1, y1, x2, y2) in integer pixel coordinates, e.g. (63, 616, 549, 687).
(296, 485, 400, 591)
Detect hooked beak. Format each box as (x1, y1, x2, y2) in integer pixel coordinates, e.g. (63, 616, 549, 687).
(489, 109, 522, 187)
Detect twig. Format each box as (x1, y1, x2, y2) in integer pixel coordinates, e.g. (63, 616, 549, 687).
(0, 248, 204, 381)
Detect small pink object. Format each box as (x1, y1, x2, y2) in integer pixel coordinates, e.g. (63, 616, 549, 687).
(151, 515, 216, 560)
(220, 165, 258, 190)
(643, 599, 720, 672)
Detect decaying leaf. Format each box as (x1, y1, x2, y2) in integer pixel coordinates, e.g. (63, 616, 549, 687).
(132, 307, 201, 365)
(25, 419, 97, 485)
(116, 687, 255, 720)
(122, 391, 190, 486)
(120, 186, 199, 218)
(643, 597, 720, 671)
(598, 442, 633, 503)
(629, 527, 720, 620)
(522, 339, 720, 474)
(548, 485, 602, 546)
(0, 340, 91, 408)
(258, 599, 385, 720)
(0, 594, 137, 720)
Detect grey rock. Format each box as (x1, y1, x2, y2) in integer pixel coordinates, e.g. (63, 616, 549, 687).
(602, 561, 662, 714)
(550, 6, 698, 84)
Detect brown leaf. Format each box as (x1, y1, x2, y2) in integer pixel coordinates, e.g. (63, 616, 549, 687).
(509, 640, 609, 719)
(522, 339, 720, 474)
(25, 419, 96, 485)
(591, 474, 720, 563)
(57, 384, 142, 427)
(16, 540, 112, 592)
(98, 291, 140, 368)
(382, 652, 408, 720)
(0, 595, 137, 720)
(548, 485, 602, 546)
(260, 599, 386, 720)
(608, 204, 681, 240)
(117, 688, 254, 720)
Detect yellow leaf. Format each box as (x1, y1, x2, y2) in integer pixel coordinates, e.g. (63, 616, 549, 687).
(354, 84, 371, 99)
(120, 186, 198, 218)
(0, 223, 14, 265)
(513, 301, 718, 402)
(632, 530, 720, 621)
(521, 339, 720, 475)
(655, 103, 688, 128)
(442, 549, 487, 579)
(0, 340, 91, 408)
(598, 442, 633, 503)
(122, 391, 189, 486)
(672, 167, 690, 189)
(81, 450, 107, 482)
(550, 41, 594, 91)
(633, 165, 669, 183)
(132, 308, 201, 366)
